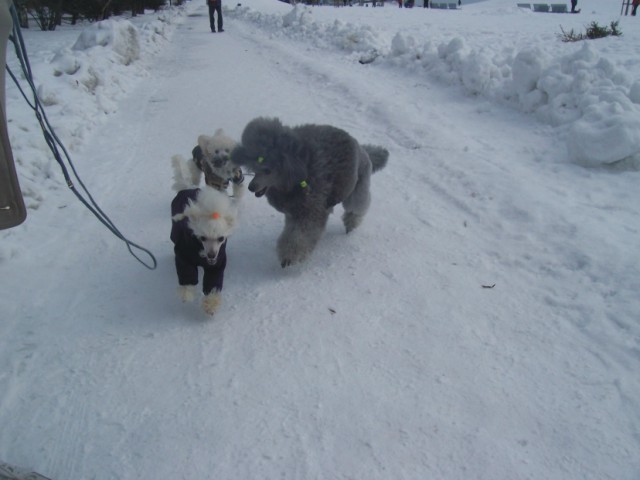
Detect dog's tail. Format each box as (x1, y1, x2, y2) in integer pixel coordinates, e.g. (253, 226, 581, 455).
(363, 145, 389, 173)
(171, 154, 201, 191)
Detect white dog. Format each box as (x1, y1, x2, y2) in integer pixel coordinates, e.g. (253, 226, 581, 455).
(170, 186, 238, 316)
(170, 151, 241, 316)
(183, 128, 245, 198)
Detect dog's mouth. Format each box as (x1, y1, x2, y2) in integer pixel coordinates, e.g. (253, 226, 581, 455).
(201, 254, 218, 265)
(249, 181, 268, 197)
(212, 154, 229, 168)
(248, 178, 269, 197)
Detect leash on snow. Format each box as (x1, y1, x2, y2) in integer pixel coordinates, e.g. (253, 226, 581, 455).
(5, 5, 157, 270)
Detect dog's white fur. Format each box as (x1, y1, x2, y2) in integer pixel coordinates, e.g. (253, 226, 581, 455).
(178, 284, 198, 303)
(172, 187, 237, 261)
(202, 291, 222, 316)
(190, 128, 244, 199)
(172, 154, 197, 191)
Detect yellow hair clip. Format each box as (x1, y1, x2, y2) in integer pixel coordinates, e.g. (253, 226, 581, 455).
(257, 156, 264, 164)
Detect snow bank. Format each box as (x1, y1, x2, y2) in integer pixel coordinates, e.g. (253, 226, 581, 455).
(5, 6, 188, 209)
(227, 4, 640, 168)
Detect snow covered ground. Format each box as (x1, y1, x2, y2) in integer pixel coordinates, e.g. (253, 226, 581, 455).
(1, 0, 639, 478)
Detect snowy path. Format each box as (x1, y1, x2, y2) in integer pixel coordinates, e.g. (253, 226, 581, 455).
(1, 3, 639, 479)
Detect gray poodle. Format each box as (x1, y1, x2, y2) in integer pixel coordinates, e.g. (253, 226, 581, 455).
(231, 117, 389, 267)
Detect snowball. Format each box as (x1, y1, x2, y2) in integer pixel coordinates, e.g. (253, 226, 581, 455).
(567, 107, 640, 166)
(511, 49, 546, 96)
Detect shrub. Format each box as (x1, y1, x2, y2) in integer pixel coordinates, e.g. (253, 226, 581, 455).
(559, 21, 622, 42)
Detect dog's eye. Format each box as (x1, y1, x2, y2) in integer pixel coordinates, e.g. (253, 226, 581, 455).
(198, 236, 207, 242)
(217, 236, 225, 243)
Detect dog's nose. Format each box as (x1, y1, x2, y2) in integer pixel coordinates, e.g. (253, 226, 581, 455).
(212, 154, 228, 168)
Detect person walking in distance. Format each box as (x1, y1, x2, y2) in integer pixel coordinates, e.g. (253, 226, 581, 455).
(208, 0, 223, 33)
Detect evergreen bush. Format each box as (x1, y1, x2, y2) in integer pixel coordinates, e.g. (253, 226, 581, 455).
(559, 21, 622, 42)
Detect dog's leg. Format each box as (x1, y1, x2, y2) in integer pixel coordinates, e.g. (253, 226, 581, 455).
(202, 291, 222, 315)
(175, 254, 200, 302)
(230, 167, 245, 199)
(342, 156, 372, 233)
(277, 210, 329, 267)
(232, 181, 245, 199)
(178, 284, 198, 303)
(342, 184, 371, 232)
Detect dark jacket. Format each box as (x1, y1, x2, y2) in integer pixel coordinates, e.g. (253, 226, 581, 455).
(171, 189, 226, 295)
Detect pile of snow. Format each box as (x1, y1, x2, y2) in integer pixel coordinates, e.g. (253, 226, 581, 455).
(1, 1, 639, 479)
(6, 0, 638, 217)
(5, 6, 188, 210)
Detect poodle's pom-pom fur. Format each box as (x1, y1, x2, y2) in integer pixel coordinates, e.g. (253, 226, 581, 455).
(202, 291, 222, 315)
(199, 129, 237, 156)
(362, 144, 389, 173)
(178, 285, 198, 303)
(185, 187, 237, 234)
(240, 117, 284, 151)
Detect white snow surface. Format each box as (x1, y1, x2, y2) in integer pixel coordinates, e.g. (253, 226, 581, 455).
(1, 0, 639, 478)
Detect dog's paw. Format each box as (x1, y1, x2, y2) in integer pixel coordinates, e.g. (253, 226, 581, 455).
(178, 285, 198, 303)
(202, 291, 222, 315)
(278, 244, 309, 268)
(279, 253, 306, 268)
(232, 181, 245, 200)
(342, 211, 364, 233)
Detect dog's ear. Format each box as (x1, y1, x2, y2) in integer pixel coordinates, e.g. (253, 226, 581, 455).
(278, 131, 309, 190)
(197, 135, 214, 156)
(177, 199, 205, 221)
(230, 145, 251, 167)
(241, 117, 283, 150)
(224, 214, 236, 230)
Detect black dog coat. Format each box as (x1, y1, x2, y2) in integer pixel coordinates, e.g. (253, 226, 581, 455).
(170, 188, 227, 295)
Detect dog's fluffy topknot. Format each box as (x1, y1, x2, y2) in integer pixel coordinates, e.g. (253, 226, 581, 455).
(240, 117, 284, 151)
(173, 187, 237, 235)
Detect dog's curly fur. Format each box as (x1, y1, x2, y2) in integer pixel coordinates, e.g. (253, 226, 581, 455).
(231, 117, 388, 267)
(172, 128, 245, 199)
